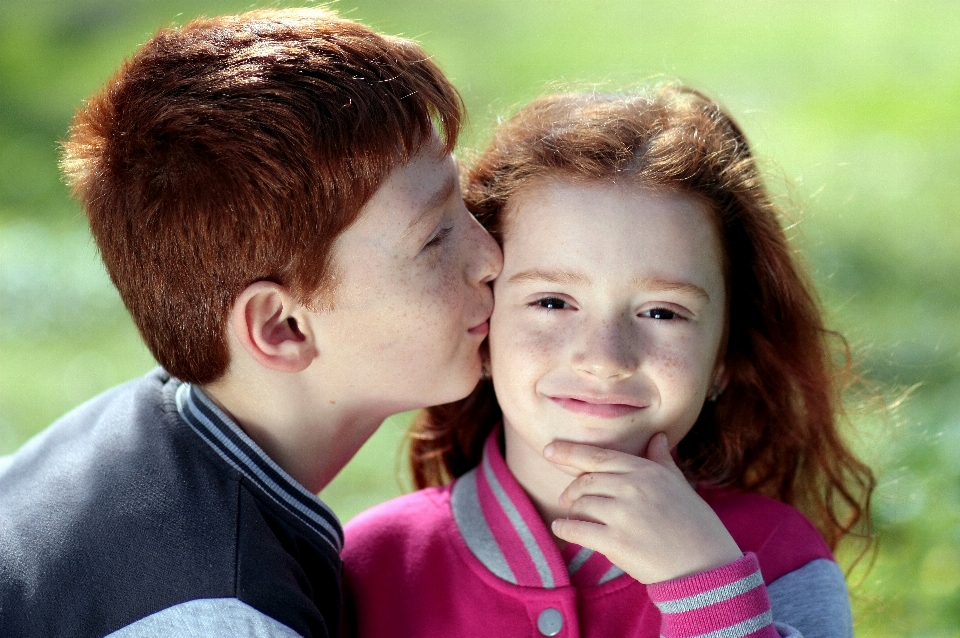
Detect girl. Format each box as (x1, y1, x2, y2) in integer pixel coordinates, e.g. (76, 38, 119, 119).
(342, 85, 875, 638)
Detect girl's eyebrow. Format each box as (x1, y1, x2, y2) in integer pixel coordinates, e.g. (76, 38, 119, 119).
(508, 268, 710, 302)
(508, 268, 589, 286)
(631, 276, 711, 302)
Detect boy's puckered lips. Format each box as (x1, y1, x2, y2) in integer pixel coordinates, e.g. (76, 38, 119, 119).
(468, 319, 490, 337)
(468, 293, 494, 337)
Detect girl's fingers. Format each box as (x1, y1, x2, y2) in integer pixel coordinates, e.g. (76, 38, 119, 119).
(643, 432, 686, 480)
(550, 516, 607, 549)
(564, 494, 616, 524)
(559, 471, 627, 508)
(543, 440, 639, 474)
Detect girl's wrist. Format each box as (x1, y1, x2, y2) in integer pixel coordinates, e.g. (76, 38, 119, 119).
(647, 528, 743, 584)
(671, 540, 744, 581)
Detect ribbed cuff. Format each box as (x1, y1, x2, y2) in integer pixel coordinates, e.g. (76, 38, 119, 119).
(647, 553, 779, 638)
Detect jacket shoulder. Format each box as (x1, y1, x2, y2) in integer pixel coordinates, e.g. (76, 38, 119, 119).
(700, 488, 835, 583)
(342, 486, 452, 563)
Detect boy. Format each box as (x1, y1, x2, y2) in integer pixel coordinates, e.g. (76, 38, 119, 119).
(0, 8, 501, 638)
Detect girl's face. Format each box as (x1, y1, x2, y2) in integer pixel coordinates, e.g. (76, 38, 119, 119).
(489, 179, 727, 473)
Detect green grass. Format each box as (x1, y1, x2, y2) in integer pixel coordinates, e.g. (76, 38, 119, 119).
(2, 0, 958, 633)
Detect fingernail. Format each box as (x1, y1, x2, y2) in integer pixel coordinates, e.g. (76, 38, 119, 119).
(543, 443, 555, 459)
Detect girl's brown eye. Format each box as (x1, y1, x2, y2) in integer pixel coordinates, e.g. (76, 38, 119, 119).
(536, 297, 568, 310)
(643, 307, 677, 320)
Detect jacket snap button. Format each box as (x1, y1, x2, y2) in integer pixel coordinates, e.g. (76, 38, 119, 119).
(537, 607, 563, 636)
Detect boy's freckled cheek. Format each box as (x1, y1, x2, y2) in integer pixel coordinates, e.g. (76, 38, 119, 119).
(414, 255, 458, 304)
(439, 268, 461, 305)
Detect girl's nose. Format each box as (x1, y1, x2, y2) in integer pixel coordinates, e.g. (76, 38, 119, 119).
(570, 315, 639, 380)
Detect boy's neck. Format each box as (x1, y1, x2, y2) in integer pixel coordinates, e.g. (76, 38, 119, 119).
(200, 367, 388, 495)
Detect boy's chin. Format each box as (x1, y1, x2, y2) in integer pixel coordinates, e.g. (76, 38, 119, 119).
(432, 369, 484, 405)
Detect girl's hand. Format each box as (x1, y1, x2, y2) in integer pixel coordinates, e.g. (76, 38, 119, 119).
(545, 432, 743, 585)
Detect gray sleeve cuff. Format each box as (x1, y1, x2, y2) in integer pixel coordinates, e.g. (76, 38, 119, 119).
(768, 559, 853, 638)
(105, 598, 303, 638)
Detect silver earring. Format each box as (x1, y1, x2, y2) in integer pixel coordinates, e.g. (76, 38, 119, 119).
(707, 385, 722, 402)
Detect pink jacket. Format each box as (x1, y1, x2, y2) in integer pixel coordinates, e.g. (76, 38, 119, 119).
(343, 431, 845, 638)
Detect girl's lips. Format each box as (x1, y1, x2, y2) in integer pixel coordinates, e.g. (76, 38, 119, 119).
(468, 320, 489, 337)
(549, 396, 645, 418)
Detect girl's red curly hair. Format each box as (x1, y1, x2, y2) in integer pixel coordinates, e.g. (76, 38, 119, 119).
(409, 86, 874, 551)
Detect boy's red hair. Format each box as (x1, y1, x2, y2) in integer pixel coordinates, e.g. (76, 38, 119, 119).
(61, 8, 462, 384)
(409, 86, 874, 551)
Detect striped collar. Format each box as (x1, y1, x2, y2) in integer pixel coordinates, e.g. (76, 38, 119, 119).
(174, 382, 344, 554)
(451, 426, 626, 589)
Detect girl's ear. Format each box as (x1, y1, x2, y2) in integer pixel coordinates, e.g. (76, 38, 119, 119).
(229, 281, 318, 373)
(708, 362, 730, 402)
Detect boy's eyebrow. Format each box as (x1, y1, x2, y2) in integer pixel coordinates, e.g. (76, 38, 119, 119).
(401, 172, 457, 240)
(424, 171, 458, 213)
(508, 269, 711, 301)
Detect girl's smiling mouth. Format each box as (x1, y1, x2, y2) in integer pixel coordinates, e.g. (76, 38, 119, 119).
(547, 394, 647, 419)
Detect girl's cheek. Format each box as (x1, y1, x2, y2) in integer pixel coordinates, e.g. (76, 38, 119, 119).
(491, 315, 562, 381)
(509, 319, 565, 360)
(647, 347, 686, 376)
(647, 347, 715, 407)
(646, 330, 710, 375)
(523, 323, 554, 349)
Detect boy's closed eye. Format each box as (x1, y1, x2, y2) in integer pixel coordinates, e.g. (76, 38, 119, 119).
(423, 224, 453, 250)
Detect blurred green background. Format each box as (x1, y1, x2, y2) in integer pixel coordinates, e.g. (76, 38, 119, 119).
(1, 0, 958, 634)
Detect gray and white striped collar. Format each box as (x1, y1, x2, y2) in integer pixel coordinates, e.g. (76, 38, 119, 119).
(174, 382, 343, 553)
(450, 426, 626, 589)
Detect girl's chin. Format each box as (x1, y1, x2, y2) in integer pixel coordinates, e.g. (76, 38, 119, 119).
(553, 464, 585, 478)
(548, 432, 648, 457)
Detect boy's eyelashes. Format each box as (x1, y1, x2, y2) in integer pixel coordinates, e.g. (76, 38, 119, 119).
(423, 225, 453, 250)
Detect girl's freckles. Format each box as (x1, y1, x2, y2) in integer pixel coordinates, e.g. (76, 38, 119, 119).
(502, 318, 562, 348)
(513, 331, 556, 356)
(647, 351, 695, 382)
(650, 351, 681, 371)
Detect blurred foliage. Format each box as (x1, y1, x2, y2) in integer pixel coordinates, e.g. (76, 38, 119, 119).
(1, 0, 958, 634)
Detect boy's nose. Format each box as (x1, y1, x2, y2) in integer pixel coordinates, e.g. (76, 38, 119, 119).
(571, 315, 639, 380)
(467, 212, 503, 285)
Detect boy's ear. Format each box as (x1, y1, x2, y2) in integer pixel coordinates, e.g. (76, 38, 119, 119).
(230, 281, 317, 373)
